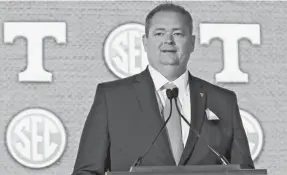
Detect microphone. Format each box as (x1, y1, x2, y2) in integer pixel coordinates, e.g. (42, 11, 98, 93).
(129, 89, 175, 171)
(173, 88, 230, 165)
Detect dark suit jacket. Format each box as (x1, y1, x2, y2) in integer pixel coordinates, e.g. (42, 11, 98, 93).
(71, 68, 254, 175)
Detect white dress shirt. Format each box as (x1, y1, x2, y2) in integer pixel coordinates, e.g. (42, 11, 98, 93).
(148, 65, 191, 147)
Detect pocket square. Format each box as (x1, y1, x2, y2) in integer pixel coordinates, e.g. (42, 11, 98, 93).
(205, 108, 220, 120)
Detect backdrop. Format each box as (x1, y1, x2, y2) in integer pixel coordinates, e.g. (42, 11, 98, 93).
(0, 1, 286, 175)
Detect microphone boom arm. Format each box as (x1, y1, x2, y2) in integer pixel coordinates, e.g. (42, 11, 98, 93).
(130, 98, 173, 170)
(174, 98, 230, 165)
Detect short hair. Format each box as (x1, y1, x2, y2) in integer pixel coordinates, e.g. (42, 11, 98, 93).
(145, 3, 193, 37)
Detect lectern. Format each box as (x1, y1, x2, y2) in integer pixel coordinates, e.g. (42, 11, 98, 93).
(107, 165, 267, 175)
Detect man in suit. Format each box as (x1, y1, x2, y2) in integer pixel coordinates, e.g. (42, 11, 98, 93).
(71, 3, 254, 175)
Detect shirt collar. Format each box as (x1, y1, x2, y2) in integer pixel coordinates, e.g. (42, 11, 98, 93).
(148, 65, 189, 92)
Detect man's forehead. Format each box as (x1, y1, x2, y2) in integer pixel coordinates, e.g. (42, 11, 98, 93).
(149, 23, 189, 32)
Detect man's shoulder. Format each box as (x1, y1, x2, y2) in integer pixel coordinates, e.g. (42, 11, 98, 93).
(193, 76, 236, 99)
(97, 74, 137, 90)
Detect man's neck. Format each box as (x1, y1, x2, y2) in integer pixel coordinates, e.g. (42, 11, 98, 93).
(153, 65, 186, 82)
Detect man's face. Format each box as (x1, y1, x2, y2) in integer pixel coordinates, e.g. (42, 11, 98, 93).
(143, 11, 195, 74)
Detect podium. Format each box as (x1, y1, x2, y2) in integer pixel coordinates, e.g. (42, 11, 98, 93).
(107, 165, 267, 175)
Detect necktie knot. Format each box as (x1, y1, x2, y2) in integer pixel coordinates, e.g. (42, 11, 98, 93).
(162, 83, 179, 99)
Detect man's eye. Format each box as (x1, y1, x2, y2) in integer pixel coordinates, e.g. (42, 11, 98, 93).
(174, 33, 184, 36)
(154, 33, 164, 36)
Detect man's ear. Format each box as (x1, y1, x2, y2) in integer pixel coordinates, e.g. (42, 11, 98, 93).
(190, 35, 196, 52)
(142, 34, 148, 52)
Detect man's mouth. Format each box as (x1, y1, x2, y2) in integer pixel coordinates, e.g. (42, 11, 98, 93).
(161, 50, 177, 53)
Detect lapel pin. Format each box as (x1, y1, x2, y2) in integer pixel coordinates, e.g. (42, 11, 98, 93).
(200, 93, 204, 97)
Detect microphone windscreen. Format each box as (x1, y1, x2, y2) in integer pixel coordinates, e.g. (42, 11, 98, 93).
(166, 89, 173, 99)
(172, 88, 178, 98)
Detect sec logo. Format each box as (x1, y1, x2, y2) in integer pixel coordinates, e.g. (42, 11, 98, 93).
(6, 108, 67, 168)
(104, 23, 148, 78)
(240, 109, 264, 160)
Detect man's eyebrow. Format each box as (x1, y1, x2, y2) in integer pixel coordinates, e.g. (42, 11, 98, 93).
(153, 28, 165, 31)
(173, 28, 184, 31)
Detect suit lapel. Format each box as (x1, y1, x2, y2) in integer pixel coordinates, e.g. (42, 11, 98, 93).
(132, 68, 175, 164)
(179, 73, 206, 165)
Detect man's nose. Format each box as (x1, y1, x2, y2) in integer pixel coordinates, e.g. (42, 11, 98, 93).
(164, 34, 175, 45)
